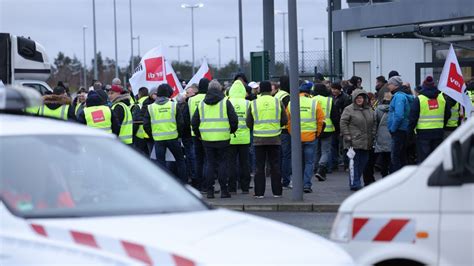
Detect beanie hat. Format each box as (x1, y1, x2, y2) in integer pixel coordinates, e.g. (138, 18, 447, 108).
(86, 90, 102, 107)
(157, 84, 172, 97)
(388, 76, 403, 88)
(53, 86, 66, 95)
(299, 81, 314, 93)
(198, 78, 210, 93)
(388, 70, 400, 79)
(422, 76, 436, 88)
(259, 80, 272, 93)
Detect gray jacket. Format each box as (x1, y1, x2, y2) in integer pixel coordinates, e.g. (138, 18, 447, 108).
(374, 102, 391, 153)
(340, 89, 376, 150)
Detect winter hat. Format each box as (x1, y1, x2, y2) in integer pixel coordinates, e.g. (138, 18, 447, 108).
(110, 85, 124, 94)
(388, 70, 400, 79)
(259, 81, 272, 93)
(388, 76, 403, 88)
(422, 76, 436, 88)
(149, 87, 158, 96)
(86, 90, 102, 107)
(198, 78, 210, 93)
(299, 81, 313, 93)
(53, 86, 66, 95)
(248, 81, 259, 89)
(157, 84, 172, 97)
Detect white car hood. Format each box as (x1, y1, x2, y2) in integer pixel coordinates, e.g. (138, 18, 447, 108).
(31, 209, 353, 265)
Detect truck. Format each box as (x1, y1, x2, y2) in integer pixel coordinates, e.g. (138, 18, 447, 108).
(0, 33, 52, 95)
(330, 118, 474, 265)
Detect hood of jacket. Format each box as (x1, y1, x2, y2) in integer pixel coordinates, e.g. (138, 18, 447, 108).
(351, 89, 370, 109)
(111, 94, 131, 106)
(228, 80, 246, 99)
(86, 91, 103, 107)
(419, 86, 439, 99)
(204, 88, 225, 105)
(42, 94, 71, 106)
(154, 96, 170, 105)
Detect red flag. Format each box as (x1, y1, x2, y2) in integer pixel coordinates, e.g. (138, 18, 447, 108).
(185, 59, 212, 89)
(165, 60, 184, 98)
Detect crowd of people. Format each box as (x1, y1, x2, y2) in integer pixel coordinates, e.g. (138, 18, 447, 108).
(28, 72, 474, 198)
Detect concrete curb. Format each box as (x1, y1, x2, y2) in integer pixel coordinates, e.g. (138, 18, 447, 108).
(208, 203, 340, 212)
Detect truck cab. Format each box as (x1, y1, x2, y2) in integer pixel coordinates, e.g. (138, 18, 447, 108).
(0, 33, 52, 95)
(331, 118, 474, 265)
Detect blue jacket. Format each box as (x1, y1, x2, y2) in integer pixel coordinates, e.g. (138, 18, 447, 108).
(388, 87, 414, 133)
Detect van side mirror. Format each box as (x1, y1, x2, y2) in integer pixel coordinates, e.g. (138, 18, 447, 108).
(448, 141, 464, 177)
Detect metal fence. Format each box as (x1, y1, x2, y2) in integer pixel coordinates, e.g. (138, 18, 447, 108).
(274, 50, 330, 77)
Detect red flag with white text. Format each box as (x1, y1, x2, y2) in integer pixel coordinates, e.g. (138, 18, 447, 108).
(438, 45, 472, 117)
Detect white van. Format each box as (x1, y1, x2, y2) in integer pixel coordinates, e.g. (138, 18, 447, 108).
(330, 118, 474, 265)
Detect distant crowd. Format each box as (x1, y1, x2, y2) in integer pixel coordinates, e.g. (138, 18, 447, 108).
(28, 71, 474, 197)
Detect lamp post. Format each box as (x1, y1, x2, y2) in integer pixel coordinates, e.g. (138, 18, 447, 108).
(82, 25, 88, 89)
(169, 44, 189, 62)
(181, 3, 204, 75)
(300, 27, 304, 72)
(92, 0, 98, 80)
(113, 0, 119, 78)
(314, 37, 327, 72)
(224, 36, 238, 64)
(217, 38, 221, 68)
(129, 0, 135, 73)
(275, 10, 288, 74)
(133, 35, 141, 57)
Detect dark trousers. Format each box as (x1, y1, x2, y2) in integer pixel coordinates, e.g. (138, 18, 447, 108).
(154, 139, 186, 183)
(193, 137, 206, 190)
(280, 133, 292, 186)
(416, 137, 443, 163)
(376, 152, 391, 177)
(350, 149, 369, 189)
(182, 137, 195, 181)
(228, 144, 251, 192)
(254, 145, 282, 197)
(204, 146, 229, 194)
(390, 130, 408, 173)
(363, 148, 376, 186)
(133, 136, 149, 156)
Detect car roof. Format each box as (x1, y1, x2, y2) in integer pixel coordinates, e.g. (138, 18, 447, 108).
(0, 114, 115, 138)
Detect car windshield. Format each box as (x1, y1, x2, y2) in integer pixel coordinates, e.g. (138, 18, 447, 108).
(0, 135, 207, 218)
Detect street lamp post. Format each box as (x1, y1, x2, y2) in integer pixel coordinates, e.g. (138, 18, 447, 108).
(169, 44, 189, 62)
(82, 25, 88, 89)
(224, 36, 238, 64)
(314, 37, 326, 73)
(181, 3, 204, 75)
(275, 10, 288, 74)
(129, 0, 135, 73)
(133, 35, 141, 57)
(217, 38, 221, 68)
(92, 0, 98, 80)
(113, 0, 119, 78)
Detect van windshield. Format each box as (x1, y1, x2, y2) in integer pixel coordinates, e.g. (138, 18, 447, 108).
(0, 135, 207, 218)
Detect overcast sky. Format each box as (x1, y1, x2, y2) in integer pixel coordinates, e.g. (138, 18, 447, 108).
(1, 0, 333, 68)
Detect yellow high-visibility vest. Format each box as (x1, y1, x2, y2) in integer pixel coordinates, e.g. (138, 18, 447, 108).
(198, 99, 230, 141)
(417, 94, 446, 130)
(112, 101, 133, 144)
(148, 101, 178, 141)
(251, 95, 281, 137)
(84, 106, 112, 133)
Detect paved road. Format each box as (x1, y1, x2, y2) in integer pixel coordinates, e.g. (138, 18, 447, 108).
(248, 212, 336, 238)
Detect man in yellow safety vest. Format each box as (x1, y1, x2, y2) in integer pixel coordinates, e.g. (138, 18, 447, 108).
(143, 84, 186, 182)
(228, 80, 251, 194)
(246, 80, 288, 198)
(38, 86, 75, 120)
(108, 85, 134, 145)
(192, 80, 239, 199)
(77, 90, 120, 135)
(287, 82, 324, 193)
(408, 76, 451, 163)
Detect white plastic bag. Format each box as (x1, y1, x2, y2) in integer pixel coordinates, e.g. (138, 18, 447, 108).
(346, 147, 356, 187)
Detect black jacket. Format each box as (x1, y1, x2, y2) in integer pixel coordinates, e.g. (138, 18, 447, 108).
(178, 100, 192, 138)
(191, 89, 239, 147)
(143, 97, 185, 140)
(408, 86, 451, 139)
(332, 92, 352, 133)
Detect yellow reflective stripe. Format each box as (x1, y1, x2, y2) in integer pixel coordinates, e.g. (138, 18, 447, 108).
(254, 129, 281, 134)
